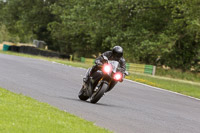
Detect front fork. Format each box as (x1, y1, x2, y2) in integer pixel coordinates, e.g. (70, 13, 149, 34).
(84, 72, 112, 97)
(94, 78, 111, 93)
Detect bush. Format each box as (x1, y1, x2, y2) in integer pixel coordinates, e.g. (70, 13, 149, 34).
(0, 24, 10, 43)
(0, 24, 20, 43)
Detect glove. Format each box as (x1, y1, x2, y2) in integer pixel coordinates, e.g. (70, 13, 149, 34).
(95, 60, 102, 66)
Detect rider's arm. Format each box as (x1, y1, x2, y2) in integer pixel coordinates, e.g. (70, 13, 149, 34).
(119, 58, 126, 74)
(95, 51, 112, 65)
(118, 58, 126, 82)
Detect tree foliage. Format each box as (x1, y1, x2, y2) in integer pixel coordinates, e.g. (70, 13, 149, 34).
(0, 0, 199, 71)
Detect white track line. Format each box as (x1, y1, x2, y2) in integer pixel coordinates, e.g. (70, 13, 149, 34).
(125, 79, 200, 101)
(49, 60, 200, 101)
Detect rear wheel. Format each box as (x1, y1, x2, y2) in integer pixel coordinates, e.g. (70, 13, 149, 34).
(78, 85, 89, 101)
(90, 83, 108, 104)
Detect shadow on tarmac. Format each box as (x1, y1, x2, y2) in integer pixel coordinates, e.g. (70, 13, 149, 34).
(57, 95, 130, 109)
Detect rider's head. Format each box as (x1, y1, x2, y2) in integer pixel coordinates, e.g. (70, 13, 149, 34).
(112, 46, 123, 60)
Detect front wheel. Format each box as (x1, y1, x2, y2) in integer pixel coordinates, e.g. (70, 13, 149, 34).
(78, 85, 89, 101)
(90, 83, 108, 104)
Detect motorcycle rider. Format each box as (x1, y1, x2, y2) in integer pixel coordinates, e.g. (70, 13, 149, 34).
(83, 46, 126, 91)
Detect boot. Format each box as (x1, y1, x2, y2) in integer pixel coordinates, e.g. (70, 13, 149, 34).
(82, 76, 89, 90)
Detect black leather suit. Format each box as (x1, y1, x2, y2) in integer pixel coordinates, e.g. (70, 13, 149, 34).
(96, 51, 126, 72)
(84, 51, 126, 91)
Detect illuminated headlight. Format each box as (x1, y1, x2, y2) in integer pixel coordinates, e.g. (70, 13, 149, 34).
(113, 72, 122, 81)
(102, 64, 112, 74)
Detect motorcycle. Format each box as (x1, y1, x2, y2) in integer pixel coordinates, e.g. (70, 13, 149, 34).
(78, 56, 128, 104)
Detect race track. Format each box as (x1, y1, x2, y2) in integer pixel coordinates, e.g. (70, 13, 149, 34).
(0, 53, 200, 133)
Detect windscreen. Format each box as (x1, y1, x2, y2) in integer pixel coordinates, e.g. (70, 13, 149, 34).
(108, 60, 119, 73)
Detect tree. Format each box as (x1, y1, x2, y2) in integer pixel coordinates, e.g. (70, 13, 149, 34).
(1, 0, 199, 71)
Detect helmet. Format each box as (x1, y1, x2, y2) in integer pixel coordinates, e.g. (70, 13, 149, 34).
(112, 46, 123, 59)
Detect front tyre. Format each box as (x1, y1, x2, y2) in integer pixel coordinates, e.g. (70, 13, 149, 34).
(90, 83, 108, 104)
(78, 86, 89, 101)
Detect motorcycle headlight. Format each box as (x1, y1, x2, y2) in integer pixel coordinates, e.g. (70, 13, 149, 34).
(113, 72, 123, 81)
(102, 64, 112, 74)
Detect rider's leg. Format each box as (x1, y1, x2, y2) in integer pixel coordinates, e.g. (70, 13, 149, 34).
(83, 68, 92, 83)
(83, 65, 98, 83)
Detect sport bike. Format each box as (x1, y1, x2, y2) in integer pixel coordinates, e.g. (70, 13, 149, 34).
(78, 56, 128, 104)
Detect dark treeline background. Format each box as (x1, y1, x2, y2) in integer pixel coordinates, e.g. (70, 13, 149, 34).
(0, 0, 199, 72)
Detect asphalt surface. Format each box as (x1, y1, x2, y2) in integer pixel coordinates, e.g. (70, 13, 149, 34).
(0, 53, 200, 133)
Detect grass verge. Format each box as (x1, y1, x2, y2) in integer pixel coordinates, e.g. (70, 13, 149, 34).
(156, 67, 200, 82)
(0, 51, 91, 69)
(0, 87, 111, 133)
(127, 73, 200, 99)
(0, 51, 200, 99)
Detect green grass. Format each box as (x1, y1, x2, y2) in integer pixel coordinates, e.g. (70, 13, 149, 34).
(1, 50, 200, 99)
(0, 87, 111, 133)
(127, 73, 200, 99)
(0, 51, 92, 69)
(156, 67, 200, 82)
